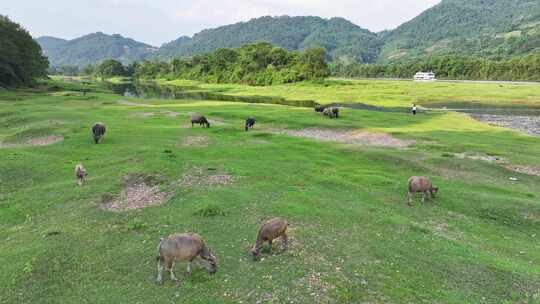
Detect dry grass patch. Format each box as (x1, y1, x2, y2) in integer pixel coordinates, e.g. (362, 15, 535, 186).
(454, 152, 504, 163)
(179, 167, 235, 189)
(506, 165, 540, 177)
(101, 174, 170, 212)
(179, 135, 211, 147)
(0, 135, 64, 149)
(274, 128, 415, 148)
(452, 152, 540, 177)
(208, 118, 226, 126)
(117, 99, 142, 106)
(160, 110, 181, 117)
(128, 112, 155, 118)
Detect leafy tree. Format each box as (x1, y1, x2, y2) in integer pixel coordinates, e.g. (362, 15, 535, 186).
(134, 43, 330, 85)
(0, 15, 48, 86)
(331, 53, 540, 81)
(297, 47, 329, 80)
(81, 64, 95, 76)
(95, 59, 125, 77)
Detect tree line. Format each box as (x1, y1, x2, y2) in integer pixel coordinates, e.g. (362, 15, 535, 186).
(0, 16, 48, 87)
(331, 54, 540, 81)
(71, 43, 329, 86)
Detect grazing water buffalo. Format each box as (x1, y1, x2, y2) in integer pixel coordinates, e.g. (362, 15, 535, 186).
(314, 105, 326, 113)
(245, 117, 256, 131)
(407, 176, 439, 205)
(75, 164, 87, 186)
(191, 114, 210, 128)
(92, 122, 106, 144)
(156, 233, 217, 284)
(322, 107, 339, 119)
(251, 217, 288, 260)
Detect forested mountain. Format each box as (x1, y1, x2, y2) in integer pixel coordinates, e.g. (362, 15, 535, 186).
(0, 15, 48, 86)
(36, 32, 158, 66)
(36, 0, 540, 68)
(380, 0, 540, 61)
(155, 16, 383, 63)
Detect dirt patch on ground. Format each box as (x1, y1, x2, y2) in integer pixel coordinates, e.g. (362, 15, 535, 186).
(0, 135, 64, 149)
(454, 152, 504, 163)
(117, 99, 142, 106)
(160, 110, 181, 117)
(452, 152, 540, 177)
(129, 112, 155, 118)
(27, 135, 64, 146)
(179, 167, 235, 188)
(101, 174, 170, 212)
(208, 119, 226, 126)
(506, 165, 540, 177)
(273, 128, 415, 148)
(179, 135, 211, 147)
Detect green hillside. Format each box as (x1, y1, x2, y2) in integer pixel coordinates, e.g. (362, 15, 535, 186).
(380, 0, 540, 61)
(36, 1, 540, 67)
(156, 16, 383, 63)
(36, 32, 158, 67)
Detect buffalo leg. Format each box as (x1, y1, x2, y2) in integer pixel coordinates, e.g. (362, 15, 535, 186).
(168, 261, 177, 281)
(281, 233, 288, 251)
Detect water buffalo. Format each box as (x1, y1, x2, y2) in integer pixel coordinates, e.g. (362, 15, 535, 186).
(92, 122, 106, 144)
(191, 114, 210, 128)
(407, 176, 439, 205)
(75, 164, 88, 186)
(245, 117, 256, 131)
(156, 233, 217, 284)
(251, 217, 288, 260)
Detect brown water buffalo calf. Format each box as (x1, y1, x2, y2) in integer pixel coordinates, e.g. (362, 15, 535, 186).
(251, 217, 288, 260)
(407, 176, 439, 205)
(156, 233, 217, 284)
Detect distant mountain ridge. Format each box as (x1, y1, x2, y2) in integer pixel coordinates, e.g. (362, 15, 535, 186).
(37, 1, 540, 67)
(156, 16, 383, 64)
(36, 32, 158, 66)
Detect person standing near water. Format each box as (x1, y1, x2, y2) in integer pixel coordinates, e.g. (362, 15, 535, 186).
(412, 104, 417, 115)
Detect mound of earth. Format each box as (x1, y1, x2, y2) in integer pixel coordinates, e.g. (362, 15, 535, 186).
(274, 128, 415, 148)
(0, 135, 64, 149)
(101, 174, 170, 212)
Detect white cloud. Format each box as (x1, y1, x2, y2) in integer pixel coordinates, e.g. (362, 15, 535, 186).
(0, 0, 441, 46)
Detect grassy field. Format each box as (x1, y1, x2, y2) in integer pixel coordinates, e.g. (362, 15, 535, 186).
(1, 80, 540, 303)
(157, 78, 540, 108)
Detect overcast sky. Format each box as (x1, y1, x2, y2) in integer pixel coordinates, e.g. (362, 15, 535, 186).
(1, 0, 441, 46)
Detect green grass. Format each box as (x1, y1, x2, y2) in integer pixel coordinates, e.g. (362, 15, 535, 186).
(156, 78, 540, 108)
(1, 80, 540, 303)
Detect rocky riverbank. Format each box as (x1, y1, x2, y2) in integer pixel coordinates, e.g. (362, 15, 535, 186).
(470, 114, 540, 137)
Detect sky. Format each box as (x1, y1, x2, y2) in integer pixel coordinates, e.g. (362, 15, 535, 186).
(0, 0, 441, 46)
